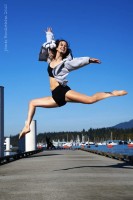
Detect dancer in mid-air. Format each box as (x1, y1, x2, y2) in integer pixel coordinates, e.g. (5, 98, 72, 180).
(19, 27, 127, 139)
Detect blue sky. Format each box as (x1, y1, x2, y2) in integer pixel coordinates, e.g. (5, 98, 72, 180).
(1, 0, 133, 136)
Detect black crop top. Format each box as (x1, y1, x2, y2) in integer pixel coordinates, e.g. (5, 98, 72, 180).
(47, 65, 54, 78)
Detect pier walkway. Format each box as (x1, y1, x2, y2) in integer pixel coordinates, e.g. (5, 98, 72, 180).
(0, 149, 133, 200)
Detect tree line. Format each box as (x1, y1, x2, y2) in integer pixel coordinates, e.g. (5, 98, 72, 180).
(10, 127, 133, 147)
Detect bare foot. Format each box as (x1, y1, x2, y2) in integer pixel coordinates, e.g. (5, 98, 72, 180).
(19, 125, 30, 139)
(112, 90, 128, 96)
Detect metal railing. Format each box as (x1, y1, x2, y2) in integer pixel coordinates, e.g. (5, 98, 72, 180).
(0, 149, 43, 165)
(81, 148, 133, 165)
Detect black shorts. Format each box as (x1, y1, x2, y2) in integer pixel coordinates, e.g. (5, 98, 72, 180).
(52, 85, 71, 107)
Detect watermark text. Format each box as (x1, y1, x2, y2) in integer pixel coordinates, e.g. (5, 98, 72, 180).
(4, 3, 8, 52)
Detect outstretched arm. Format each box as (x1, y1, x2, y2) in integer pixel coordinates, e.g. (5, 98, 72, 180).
(64, 57, 101, 72)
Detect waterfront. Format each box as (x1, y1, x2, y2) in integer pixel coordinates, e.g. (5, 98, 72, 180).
(4, 143, 133, 157)
(84, 144, 133, 156)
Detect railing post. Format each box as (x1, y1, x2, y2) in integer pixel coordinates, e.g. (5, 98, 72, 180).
(6, 137, 10, 151)
(25, 120, 37, 152)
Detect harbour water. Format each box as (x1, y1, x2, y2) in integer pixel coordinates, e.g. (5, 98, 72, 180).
(83, 144, 133, 156)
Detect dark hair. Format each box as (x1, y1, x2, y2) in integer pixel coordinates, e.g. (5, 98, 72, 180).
(50, 39, 73, 59)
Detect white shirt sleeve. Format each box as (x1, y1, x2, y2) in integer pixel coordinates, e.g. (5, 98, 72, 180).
(42, 32, 56, 49)
(64, 57, 90, 71)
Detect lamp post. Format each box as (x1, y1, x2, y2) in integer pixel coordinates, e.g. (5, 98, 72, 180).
(0, 86, 4, 157)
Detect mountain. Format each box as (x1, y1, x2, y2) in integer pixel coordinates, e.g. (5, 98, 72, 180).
(112, 119, 133, 129)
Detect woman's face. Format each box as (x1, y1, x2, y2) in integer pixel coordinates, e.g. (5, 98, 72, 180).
(56, 41, 68, 54)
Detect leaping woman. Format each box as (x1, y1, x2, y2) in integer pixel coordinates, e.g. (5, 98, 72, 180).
(19, 27, 127, 139)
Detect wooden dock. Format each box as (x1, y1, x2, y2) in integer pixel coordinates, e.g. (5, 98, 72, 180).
(0, 149, 133, 200)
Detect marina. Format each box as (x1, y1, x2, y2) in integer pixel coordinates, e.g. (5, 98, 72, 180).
(83, 142, 133, 156)
(1, 142, 133, 166)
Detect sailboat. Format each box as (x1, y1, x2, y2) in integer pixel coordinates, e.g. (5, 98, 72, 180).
(107, 132, 117, 148)
(127, 138, 133, 147)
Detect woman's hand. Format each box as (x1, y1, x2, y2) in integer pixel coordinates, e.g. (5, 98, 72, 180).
(89, 58, 101, 64)
(46, 27, 53, 32)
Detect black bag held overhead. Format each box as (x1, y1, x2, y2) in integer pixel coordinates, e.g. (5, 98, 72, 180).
(38, 46, 48, 61)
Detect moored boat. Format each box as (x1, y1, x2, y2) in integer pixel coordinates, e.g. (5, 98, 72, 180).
(107, 141, 118, 148)
(128, 142, 133, 147)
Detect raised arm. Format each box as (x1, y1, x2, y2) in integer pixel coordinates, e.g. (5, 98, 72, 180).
(38, 27, 55, 62)
(42, 27, 56, 49)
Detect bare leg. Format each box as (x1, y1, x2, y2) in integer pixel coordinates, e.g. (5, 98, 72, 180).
(19, 96, 58, 139)
(65, 90, 128, 104)
(19, 90, 127, 139)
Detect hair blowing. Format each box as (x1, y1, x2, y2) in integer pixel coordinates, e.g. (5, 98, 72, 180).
(50, 39, 72, 59)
